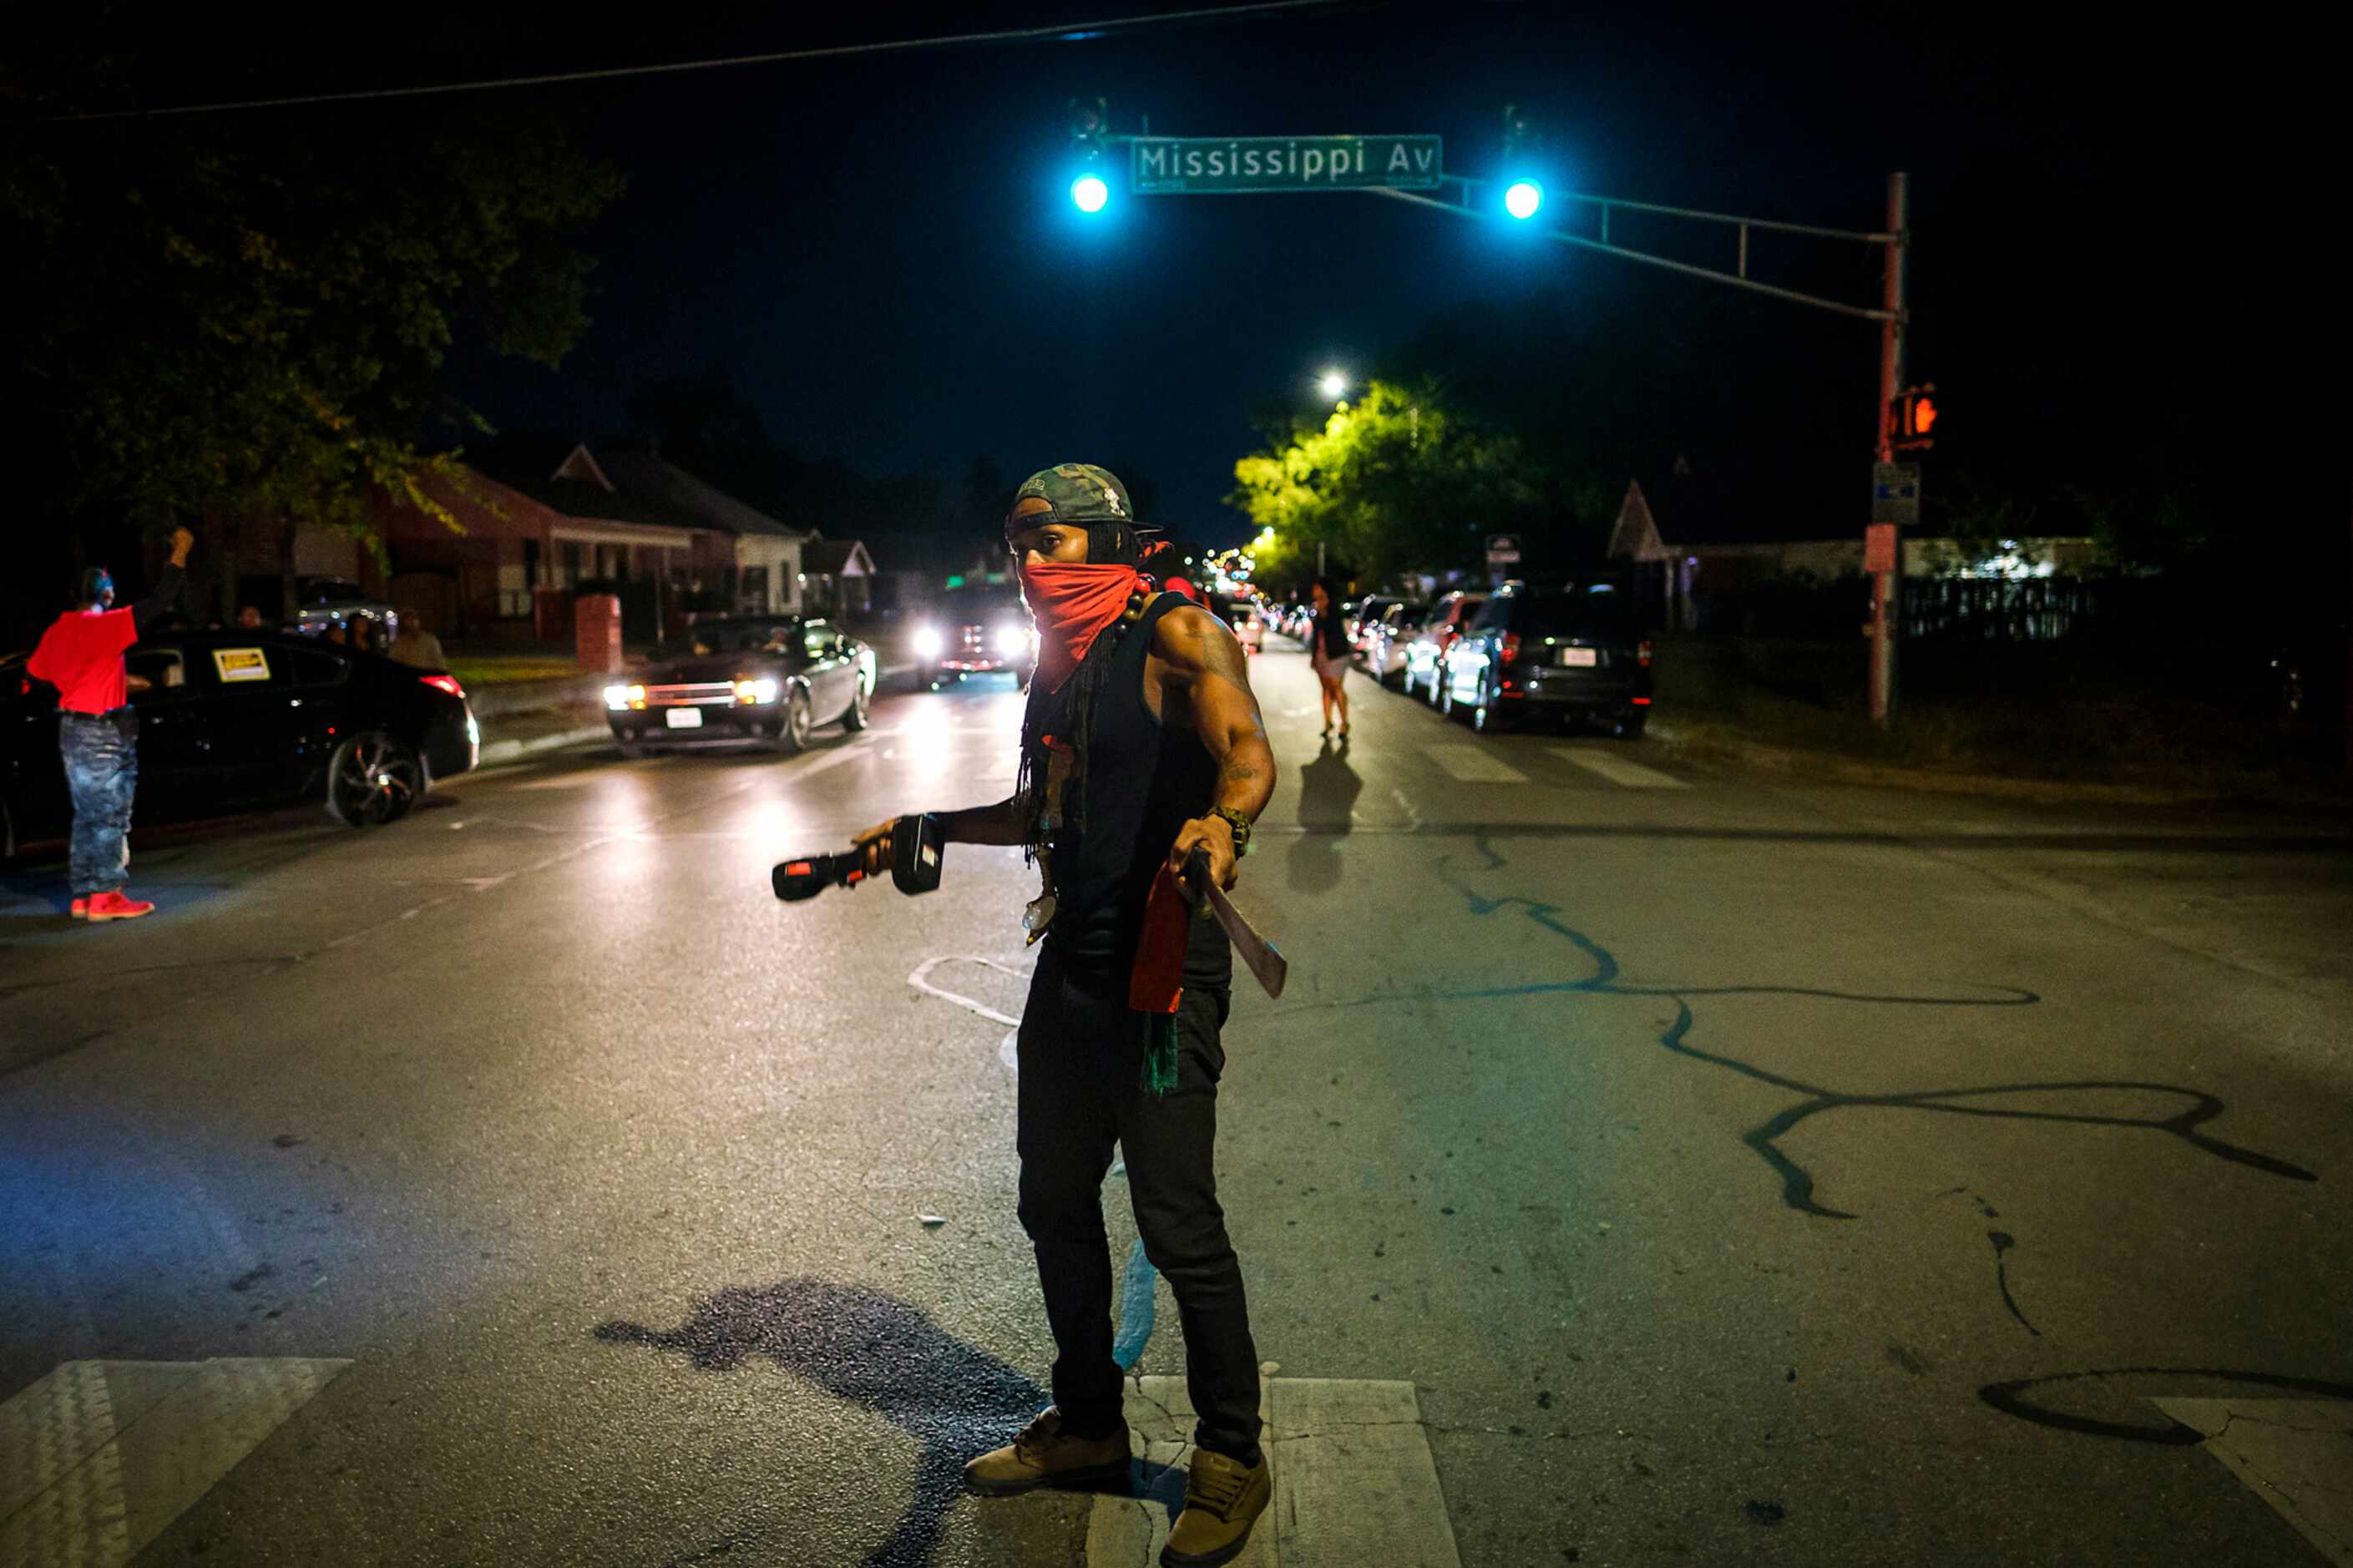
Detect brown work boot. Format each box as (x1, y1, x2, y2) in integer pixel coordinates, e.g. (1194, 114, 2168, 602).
(962, 1406, 1131, 1497)
(1161, 1447, 1271, 1566)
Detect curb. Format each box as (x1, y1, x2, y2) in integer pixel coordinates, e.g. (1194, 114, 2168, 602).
(475, 724, 610, 769)
(1652, 724, 2350, 810)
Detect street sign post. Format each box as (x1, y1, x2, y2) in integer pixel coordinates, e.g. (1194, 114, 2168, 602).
(1130, 134, 1443, 195)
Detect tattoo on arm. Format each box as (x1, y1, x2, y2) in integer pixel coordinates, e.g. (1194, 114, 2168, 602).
(1186, 616, 1254, 695)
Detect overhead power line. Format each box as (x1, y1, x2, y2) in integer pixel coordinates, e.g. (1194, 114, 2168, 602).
(33, 0, 1347, 124)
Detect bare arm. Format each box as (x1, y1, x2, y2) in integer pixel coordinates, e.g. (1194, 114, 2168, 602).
(855, 792, 1027, 876)
(132, 529, 195, 633)
(1153, 604, 1277, 889)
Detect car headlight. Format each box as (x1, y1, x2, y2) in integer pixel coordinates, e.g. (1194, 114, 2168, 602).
(994, 623, 1030, 657)
(605, 684, 645, 711)
(912, 626, 945, 660)
(736, 677, 780, 705)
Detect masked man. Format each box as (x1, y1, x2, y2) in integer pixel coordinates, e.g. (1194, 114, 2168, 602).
(858, 464, 1277, 1565)
(27, 527, 195, 921)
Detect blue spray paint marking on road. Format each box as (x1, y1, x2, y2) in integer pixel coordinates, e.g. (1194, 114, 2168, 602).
(1269, 856, 2315, 1221)
(1113, 1237, 1156, 1369)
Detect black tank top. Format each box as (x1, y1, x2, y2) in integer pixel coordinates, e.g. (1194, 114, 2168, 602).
(1048, 593, 1233, 989)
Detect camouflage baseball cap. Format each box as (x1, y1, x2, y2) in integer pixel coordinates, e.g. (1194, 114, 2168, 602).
(1006, 463, 1160, 532)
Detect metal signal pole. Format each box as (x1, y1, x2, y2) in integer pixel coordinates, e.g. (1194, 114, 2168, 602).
(1870, 173, 1909, 727)
(1365, 169, 1914, 726)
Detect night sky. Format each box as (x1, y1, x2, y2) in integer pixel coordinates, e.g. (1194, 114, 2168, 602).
(118, 3, 2305, 551)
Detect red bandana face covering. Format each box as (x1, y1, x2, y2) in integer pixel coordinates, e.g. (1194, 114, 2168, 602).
(1020, 562, 1141, 692)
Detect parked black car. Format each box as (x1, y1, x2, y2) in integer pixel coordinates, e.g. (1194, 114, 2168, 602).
(908, 584, 1036, 689)
(2, 630, 478, 855)
(605, 615, 874, 756)
(1440, 580, 1654, 736)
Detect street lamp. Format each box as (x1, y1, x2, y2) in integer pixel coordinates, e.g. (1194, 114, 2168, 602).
(1318, 370, 1348, 399)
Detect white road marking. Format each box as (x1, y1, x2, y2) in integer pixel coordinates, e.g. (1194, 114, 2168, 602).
(2153, 1396, 2353, 1565)
(1549, 746, 1690, 789)
(908, 956, 1032, 1075)
(0, 1358, 350, 1568)
(1086, 1377, 1460, 1566)
(1424, 744, 1530, 784)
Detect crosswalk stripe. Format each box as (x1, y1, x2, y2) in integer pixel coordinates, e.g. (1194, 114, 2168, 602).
(1087, 1376, 1461, 1566)
(1423, 745, 1530, 784)
(2152, 1396, 2353, 1565)
(0, 1358, 351, 1568)
(1550, 746, 1689, 789)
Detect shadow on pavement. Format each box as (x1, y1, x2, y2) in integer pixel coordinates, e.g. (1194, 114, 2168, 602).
(598, 1277, 1146, 1566)
(1288, 737, 1362, 895)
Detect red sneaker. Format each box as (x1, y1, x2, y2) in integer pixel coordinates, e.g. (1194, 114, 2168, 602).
(85, 890, 155, 922)
(70, 898, 89, 919)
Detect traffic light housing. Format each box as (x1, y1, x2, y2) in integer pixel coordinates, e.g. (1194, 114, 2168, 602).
(1890, 383, 1938, 451)
(1066, 97, 1111, 214)
(1500, 104, 1544, 220)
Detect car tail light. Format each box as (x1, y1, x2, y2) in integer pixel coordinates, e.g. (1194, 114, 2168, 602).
(1637, 640, 1653, 668)
(419, 674, 465, 700)
(1632, 696, 1652, 706)
(1499, 632, 1521, 666)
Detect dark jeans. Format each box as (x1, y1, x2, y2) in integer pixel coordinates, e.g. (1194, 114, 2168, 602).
(61, 712, 138, 897)
(1016, 942, 1262, 1466)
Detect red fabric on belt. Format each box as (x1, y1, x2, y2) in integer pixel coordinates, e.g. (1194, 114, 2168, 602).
(1126, 861, 1189, 1016)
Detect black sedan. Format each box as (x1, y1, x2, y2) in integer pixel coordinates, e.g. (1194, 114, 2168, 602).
(1441, 580, 1655, 736)
(2, 630, 479, 856)
(605, 616, 874, 756)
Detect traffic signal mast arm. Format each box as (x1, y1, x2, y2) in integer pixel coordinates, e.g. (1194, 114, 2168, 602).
(1368, 176, 1900, 325)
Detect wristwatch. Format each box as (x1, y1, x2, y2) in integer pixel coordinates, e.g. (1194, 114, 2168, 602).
(1209, 805, 1252, 857)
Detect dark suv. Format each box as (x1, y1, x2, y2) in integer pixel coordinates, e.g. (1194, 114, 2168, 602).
(1440, 580, 1653, 736)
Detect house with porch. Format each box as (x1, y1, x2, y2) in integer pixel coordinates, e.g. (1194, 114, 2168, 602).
(372, 439, 812, 641)
(799, 538, 878, 619)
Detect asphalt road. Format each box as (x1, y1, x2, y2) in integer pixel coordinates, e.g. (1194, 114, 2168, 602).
(3, 640, 2350, 1566)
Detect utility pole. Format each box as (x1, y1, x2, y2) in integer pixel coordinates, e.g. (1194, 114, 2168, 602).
(1363, 169, 1911, 725)
(1870, 173, 1909, 728)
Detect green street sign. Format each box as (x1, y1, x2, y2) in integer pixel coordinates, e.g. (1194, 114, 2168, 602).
(1129, 134, 1444, 195)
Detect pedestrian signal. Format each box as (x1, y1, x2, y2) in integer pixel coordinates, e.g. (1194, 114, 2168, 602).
(1890, 384, 1938, 451)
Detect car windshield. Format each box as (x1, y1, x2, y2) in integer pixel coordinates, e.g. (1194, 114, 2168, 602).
(1515, 587, 1640, 640)
(685, 620, 802, 655)
(943, 586, 1022, 612)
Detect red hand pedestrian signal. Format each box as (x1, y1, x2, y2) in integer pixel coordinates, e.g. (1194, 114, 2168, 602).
(1890, 384, 1938, 451)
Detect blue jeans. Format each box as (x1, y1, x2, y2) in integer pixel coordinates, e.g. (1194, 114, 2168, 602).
(61, 712, 138, 897)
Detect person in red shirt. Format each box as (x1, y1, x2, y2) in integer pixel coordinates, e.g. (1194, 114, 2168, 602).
(26, 527, 195, 921)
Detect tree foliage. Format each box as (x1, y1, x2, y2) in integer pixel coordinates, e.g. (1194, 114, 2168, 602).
(1230, 380, 1540, 589)
(3, 83, 623, 562)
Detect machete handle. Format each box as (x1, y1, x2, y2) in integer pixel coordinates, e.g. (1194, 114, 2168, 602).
(1178, 843, 1212, 907)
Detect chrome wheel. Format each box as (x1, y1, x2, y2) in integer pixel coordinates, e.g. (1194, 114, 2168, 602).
(326, 733, 421, 827)
(772, 690, 812, 754)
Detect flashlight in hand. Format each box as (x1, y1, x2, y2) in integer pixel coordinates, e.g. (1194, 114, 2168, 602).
(772, 813, 945, 903)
